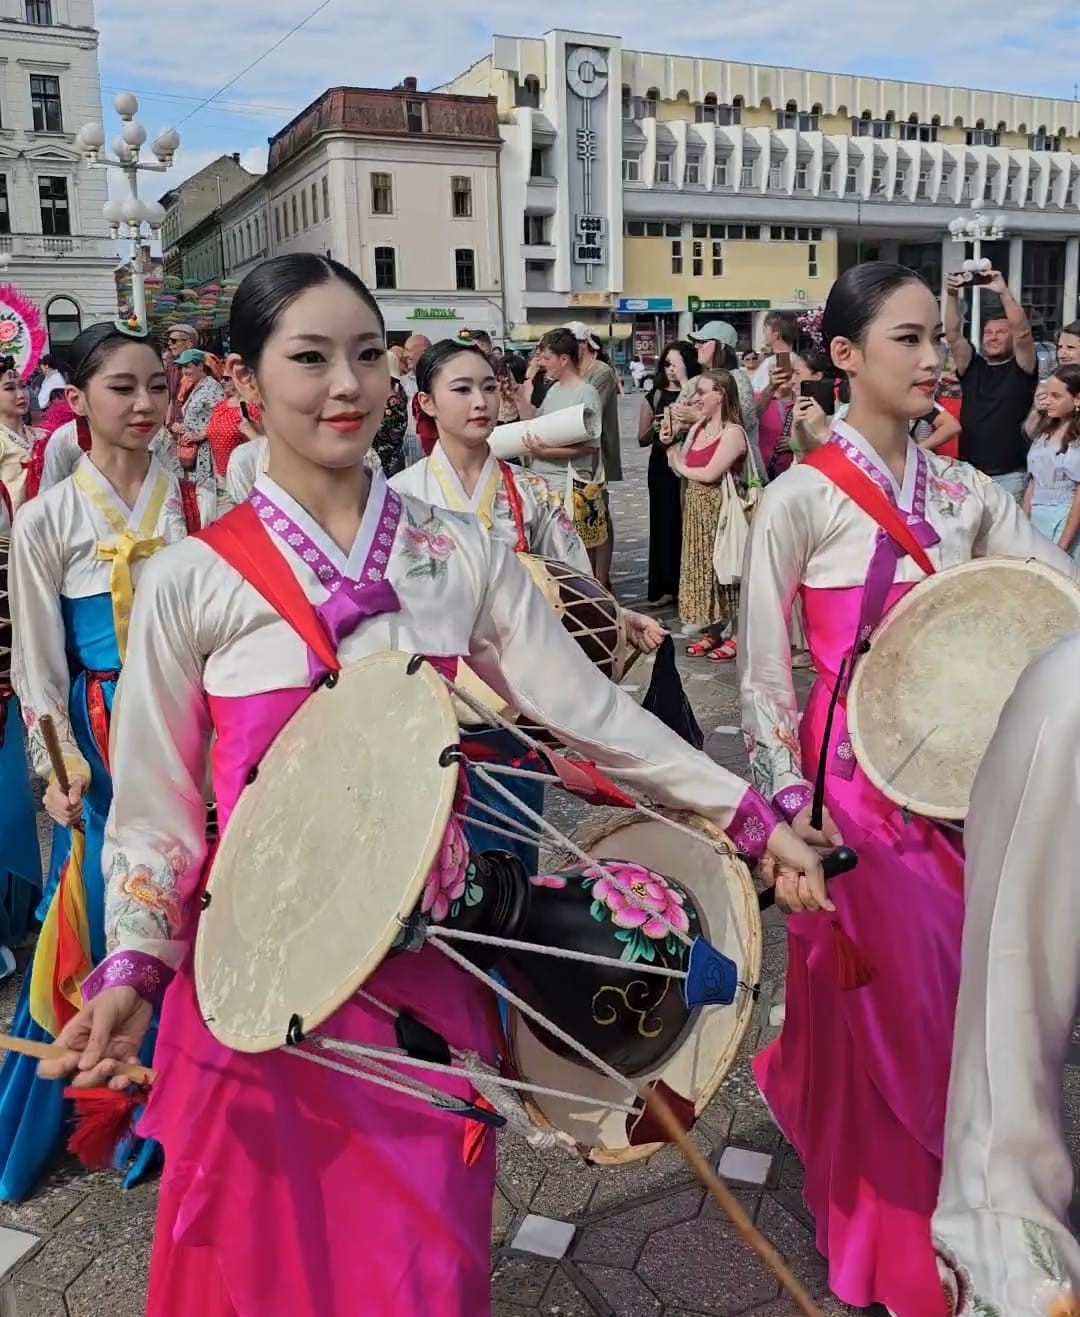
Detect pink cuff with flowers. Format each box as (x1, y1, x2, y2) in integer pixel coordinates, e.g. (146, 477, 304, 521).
(727, 787, 780, 860)
(83, 951, 172, 1009)
(773, 785, 813, 825)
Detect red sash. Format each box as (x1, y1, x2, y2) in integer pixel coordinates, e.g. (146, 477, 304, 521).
(195, 503, 341, 676)
(496, 460, 528, 553)
(801, 443, 936, 577)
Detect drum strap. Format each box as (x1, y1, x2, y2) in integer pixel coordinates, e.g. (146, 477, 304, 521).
(195, 504, 341, 677)
(801, 444, 936, 577)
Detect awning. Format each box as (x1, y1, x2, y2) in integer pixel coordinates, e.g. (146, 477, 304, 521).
(507, 320, 632, 346)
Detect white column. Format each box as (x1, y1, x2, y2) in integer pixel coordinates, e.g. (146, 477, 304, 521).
(1063, 237, 1079, 329)
(1007, 235, 1024, 300)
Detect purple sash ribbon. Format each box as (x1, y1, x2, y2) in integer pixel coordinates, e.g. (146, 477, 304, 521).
(249, 484, 404, 683)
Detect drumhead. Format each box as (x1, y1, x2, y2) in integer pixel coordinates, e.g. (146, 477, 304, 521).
(847, 557, 1080, 819)
(195, 651, 459, 1053)
(507, 811, 761, 1164)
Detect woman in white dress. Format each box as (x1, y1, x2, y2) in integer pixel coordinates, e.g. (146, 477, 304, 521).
(40, 255, 824, 1317)
(0, 320, 192, 1202)
(391, 339, 665, 870)
(0, 355, 40, 511)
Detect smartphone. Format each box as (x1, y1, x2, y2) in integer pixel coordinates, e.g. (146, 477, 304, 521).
(968, 272, 994, 287)
(239, 401, 251, 422)
(800, 379, 835, 413)
(774, 352, 790, 371)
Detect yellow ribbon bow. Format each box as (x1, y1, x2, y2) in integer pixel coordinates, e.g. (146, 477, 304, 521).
(97, 530, 166, 661)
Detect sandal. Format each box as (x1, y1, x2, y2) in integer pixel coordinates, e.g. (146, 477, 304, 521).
(707, 639, 738, 662)
(685, 639, 713, 657)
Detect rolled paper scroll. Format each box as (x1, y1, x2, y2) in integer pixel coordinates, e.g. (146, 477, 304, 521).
(489, 404, 600, 460)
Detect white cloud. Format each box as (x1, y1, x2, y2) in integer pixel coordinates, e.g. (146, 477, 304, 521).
(94, 0, 1080, 114)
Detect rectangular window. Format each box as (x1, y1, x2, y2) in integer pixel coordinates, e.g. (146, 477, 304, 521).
(451, 175, 473, 218)
(291, 195, 298, 232)
(530, 147, 548, 179)
(808, 243, 819, 278)
(741, 164, 754, 188)
(692, 240, 704, 277)
(1026, 174, 1037, 202)
(30, 73, 63, 132)
(282, 201, 289, 237)
(821, 165, 834, 191)
(454, 248, 476, 291)
(38, 174, 69, 235)
(846, 164, 859, 192)
(714, 160, 727, 186)
(524, 214, 547, 244)
(25, 0, 53, 21)
(655, 156, 672, 184)
(322, 175, 330, 217)
(917, 169, 931, 199)
(624, 220, 645, 236)
(711, 241, 723, 277)
(311, 183, 319, 224)
(0, 177, 9, 234)
(663, 222, 681, 237)
(983, 174, 996, 201)
(622, 156, 640, 182)
(768, 164, 783, 189)
(685, 158, 701, 185)
(670, 240, 683, 275)
(405, 100, 425, 133)
(374, 246, 396, 289)
(301, 190, 308, 228)
(371, 172, 393, 214)
(795, 164, 809, 189)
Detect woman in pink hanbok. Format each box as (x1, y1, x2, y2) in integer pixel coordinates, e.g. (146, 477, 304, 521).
(39, 255, 825, 1317)
(738, 262, 1080, 1317)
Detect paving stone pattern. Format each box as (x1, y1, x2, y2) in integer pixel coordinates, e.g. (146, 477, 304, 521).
(0, 398, 1075, 1315)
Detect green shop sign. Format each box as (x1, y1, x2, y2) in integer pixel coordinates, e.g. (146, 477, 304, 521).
(688, 297, 770, 312)
(407, 307, 461, 320)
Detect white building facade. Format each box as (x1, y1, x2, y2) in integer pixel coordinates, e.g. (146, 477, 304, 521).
(0, 0, 116, 351)
(442, 33, 1080, 346)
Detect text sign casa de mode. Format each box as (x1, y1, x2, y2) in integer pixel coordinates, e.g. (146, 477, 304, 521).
(574, 213, 607, 266)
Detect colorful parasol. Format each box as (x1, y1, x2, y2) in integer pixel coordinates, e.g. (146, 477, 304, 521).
(0, 285, 46, 380)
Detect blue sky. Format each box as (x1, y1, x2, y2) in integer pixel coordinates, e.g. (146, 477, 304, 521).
(93, 0, 1080, 200)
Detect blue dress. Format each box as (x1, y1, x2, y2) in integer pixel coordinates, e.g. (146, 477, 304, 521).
(0, 693, 41, 950)
(0, 594, 159, 1201)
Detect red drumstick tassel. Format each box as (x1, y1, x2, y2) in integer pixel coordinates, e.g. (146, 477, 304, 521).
(64, 1088, 144, 1169)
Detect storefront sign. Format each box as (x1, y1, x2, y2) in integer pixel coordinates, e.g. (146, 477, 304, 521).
(575, 214, 607, 238)
(574, 239, 606, 266)
(567, 292, 612, 307)
(688, 297, 770, 312)
(406, 307, 461, 320)
(616, 297, 674, 313)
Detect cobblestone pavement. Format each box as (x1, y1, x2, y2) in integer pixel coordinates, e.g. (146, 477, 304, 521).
(1, 397, 1076, 1315)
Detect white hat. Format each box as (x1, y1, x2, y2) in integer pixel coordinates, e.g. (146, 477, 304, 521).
(563, 320, 601, 351)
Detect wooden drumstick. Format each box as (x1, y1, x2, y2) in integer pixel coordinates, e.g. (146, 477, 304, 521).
(638, 1082, 823, 1317)
(39, 714, 70, 794)
(0, 1031, 155, 1087)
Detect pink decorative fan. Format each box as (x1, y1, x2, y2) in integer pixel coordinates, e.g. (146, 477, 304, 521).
(0, 284, 46, 379)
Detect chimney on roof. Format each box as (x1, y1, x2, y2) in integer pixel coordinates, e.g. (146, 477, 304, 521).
(232, 152, 241, 164)
(402, 77, 418, 92)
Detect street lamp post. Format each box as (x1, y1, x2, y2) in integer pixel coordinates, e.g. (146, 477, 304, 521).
(74, 94, 181, 332)
(947, 210, 1007, 348)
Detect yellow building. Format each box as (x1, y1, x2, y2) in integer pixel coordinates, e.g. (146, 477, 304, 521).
(441, 32, 1080, 356)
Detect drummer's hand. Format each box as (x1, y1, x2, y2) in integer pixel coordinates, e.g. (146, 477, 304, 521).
(44, 775, 87, 828)
(763, 822, 834, 915)
(38, 987, 153, 1090)
(791, 804, 843, 850)
(624, 610, 667, 653)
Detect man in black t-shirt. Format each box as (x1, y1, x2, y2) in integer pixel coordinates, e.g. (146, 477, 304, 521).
(944, 270, 1036, 500)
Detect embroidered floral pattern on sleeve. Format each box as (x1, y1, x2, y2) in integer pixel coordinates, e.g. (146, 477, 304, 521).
(82, 949, 173, 1008)
(928, 460, 971, 518)
(727, 788, 779, 860)
(398, 505, 458, 581)
(21, 700, 88, 784)
(103, 846, 187, 951)
(774, 784, 813, 824)
(935, 1222, 1079, 1317)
